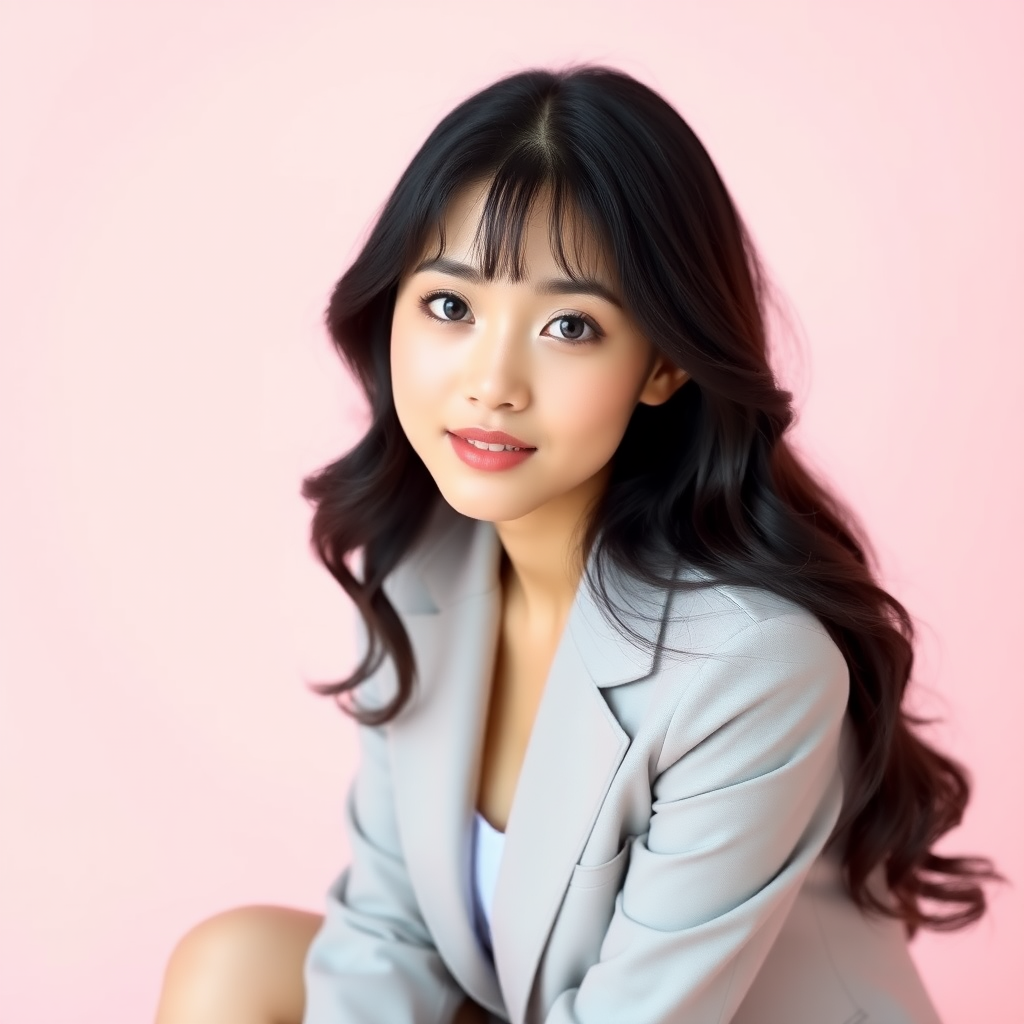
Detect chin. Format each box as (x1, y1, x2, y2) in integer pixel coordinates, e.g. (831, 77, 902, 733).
(432, 482, 536, 525)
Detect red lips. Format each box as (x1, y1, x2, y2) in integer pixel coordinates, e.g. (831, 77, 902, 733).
(449, 427, 535, 448)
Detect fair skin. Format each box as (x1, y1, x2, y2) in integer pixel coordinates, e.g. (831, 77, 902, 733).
(153, 904, 488, 1024)
(152, 182, 688, 1024)
(392, 181, 690, 835)
(391, 180, 689, 636)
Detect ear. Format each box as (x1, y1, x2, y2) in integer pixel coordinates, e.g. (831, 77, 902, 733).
(637, 355, 690, 407)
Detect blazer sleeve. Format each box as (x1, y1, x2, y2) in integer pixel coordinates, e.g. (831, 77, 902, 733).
(543, 610, 851, 1024)
(302, 613, 468, 1024)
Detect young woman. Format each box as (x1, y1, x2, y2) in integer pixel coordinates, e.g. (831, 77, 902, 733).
(155, 64, 1001, 1024)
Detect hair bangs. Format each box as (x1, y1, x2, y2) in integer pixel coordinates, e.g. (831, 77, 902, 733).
(412, 151, 614, 290)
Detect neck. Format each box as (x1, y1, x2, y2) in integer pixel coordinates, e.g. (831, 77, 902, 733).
(495, 503, 597, 635)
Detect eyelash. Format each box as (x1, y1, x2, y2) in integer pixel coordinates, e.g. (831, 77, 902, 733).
(417, 289, 605, 345)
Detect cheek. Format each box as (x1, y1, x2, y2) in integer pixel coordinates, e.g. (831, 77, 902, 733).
(547, 365, 640, 448)
(390, 320, 437, 424)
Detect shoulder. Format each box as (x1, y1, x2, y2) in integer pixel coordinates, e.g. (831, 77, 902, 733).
(663, 571, 844, 670)
(656, 577, 850, 760)
(377, 496, 468, 611)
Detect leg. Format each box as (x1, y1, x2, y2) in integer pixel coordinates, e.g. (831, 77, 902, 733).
(154, 904, 323, 1024)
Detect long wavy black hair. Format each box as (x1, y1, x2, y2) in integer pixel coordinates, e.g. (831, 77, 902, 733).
(300, 63, 1002, 937)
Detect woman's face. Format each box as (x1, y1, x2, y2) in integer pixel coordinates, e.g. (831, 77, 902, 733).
(390, 182, 688, 528)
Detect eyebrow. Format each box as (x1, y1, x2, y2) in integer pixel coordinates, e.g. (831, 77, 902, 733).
(412, 256, 622, 309)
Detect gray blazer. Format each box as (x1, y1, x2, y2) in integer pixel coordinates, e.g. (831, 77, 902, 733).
(302, 498, 943, 1024)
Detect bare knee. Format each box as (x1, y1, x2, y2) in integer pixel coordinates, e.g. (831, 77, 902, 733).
(155, 904, 323, 1024)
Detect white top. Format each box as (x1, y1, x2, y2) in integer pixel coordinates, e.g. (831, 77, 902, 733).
(471, 809, 506, 959)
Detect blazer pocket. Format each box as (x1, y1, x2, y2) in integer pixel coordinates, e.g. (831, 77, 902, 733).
(567, 839, 632, 890)
(541, 840, 637, 998)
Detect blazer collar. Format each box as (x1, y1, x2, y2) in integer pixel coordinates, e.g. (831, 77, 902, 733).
(400, 496, 677, 688)
(383, 497, 675, 1023)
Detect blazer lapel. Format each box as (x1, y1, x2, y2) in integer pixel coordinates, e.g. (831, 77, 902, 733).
(387, 500, 674, 1024)
(387, 501, 508, 1011)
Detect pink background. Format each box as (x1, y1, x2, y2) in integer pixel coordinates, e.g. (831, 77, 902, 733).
(1, 2, 1021, 1022)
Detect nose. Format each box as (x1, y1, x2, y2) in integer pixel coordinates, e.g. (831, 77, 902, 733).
(462, 316, 530, 411)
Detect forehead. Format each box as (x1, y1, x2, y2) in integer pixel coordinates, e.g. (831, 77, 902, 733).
(413, 179, 615, 285)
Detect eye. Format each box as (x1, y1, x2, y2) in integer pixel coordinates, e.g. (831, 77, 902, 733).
(545, 313, 602, 345)
(420, 291, 472, 323)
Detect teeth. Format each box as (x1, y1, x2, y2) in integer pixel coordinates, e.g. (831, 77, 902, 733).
(465, 438, 524, 452)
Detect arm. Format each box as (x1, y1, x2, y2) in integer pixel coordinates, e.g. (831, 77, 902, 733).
(302, 615, 468, 1024)
(544, 611, 850, 1024)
